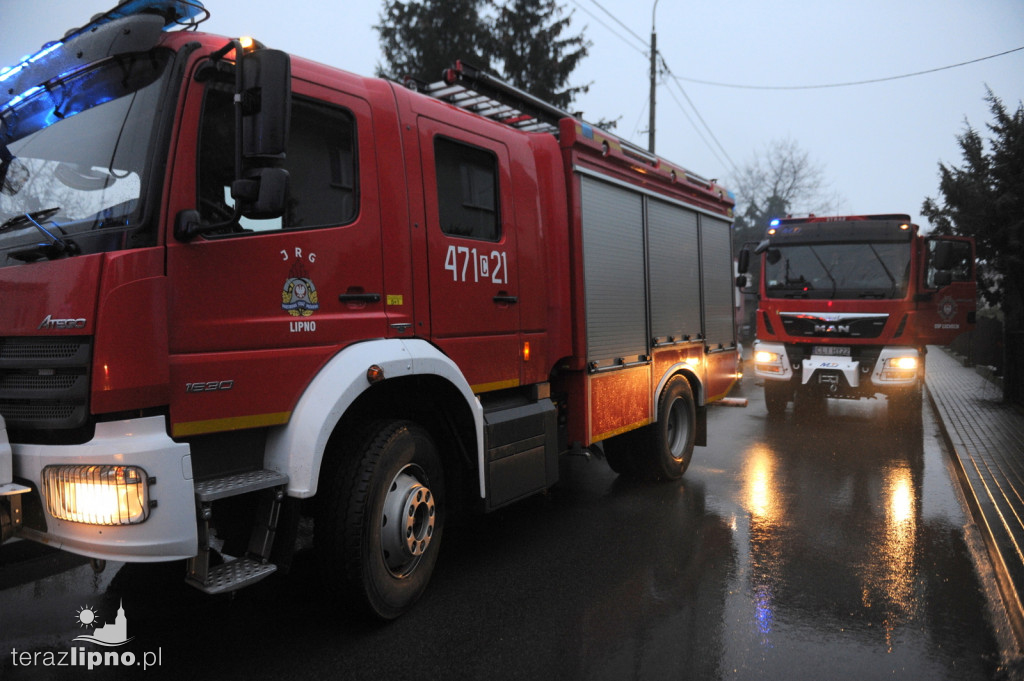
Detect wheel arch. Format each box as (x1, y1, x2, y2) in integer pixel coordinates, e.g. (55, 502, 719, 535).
(264, 339, 483, 499)
(654, 363, 705, 414)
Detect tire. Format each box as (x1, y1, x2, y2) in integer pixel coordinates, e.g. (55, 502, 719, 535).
(764, 381, 790, 416)
(602, 430, 641, 477)
(317, 420, 445, 620)
(602, 377, 696, 481)
(644, 376, 697, 480)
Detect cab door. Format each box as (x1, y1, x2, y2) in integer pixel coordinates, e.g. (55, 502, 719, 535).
(918, 236, 976, 345)
(164, 65, 386, 438)
(418, 118, 522, 393)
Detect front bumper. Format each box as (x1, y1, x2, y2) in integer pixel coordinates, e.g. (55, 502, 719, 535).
(753, 342, 921, 391)
(10, 415, 197, 562)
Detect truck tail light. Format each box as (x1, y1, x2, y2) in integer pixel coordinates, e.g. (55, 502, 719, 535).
(42, 465, 150, 526)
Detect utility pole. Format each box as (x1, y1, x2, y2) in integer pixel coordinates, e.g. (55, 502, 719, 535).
(648, 0, 660, 153)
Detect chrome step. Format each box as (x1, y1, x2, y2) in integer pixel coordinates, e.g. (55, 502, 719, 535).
(186, 556, 277, 595)
(194, 469, 288, 502)
(187, 469, 288, 594)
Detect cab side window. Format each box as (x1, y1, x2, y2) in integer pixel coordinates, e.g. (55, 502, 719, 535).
(198, 86, 357, 232)
(434, 137, 500, 241)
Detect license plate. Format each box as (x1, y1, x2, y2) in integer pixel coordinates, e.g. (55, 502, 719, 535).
(812, 345, 850, 357)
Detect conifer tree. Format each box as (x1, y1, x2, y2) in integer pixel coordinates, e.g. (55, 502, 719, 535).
(491, 0, 590, 110)
(375, 0, 492, 83)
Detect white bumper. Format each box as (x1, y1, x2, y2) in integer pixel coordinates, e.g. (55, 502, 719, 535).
(11, 415, 197, 562)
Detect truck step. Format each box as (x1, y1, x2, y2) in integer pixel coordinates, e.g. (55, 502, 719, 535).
(194, 469, 288, 502)
(186, 556, 277, 595)
(187, 469, 288, 594)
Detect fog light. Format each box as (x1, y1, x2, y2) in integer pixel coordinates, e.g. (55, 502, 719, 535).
(42, 465, 150, 526)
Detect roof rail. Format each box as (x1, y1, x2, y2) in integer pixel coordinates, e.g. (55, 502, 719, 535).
(407, 60, 574, 135)
(406, 60, 717, 190)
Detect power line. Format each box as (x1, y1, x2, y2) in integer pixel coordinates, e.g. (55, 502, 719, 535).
(671, 45, 1024, 90)
(661, 79, 730, 172)
(574, 0, 737, 172)
(568, 0, 648, 57)
(579, 0, 649, 50)
(660, 59, 739, 175)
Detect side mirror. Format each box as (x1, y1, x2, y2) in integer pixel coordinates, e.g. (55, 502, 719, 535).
(737, 248, 750, 274)
(241, 49, 291, 159)
(735, 274, 748, 288)
(232, 168, 289, 219)
(933, 270, 953, 287)
(932, 240, 955, 271)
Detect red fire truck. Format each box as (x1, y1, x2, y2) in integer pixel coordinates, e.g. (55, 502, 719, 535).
(0, 1, 739, 618)
(738, 214, 975, 417)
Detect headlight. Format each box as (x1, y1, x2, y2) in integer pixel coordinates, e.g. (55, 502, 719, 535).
(42, 465, 150, 526)
(755, 351, 779, 364)
(892, 356, 918, 370)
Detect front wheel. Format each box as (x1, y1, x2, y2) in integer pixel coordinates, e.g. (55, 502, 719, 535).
(764, 381, 790, 416)
(317, 420, 445, 620)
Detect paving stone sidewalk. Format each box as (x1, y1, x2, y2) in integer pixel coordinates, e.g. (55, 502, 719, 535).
(925, 345, 1024, 648)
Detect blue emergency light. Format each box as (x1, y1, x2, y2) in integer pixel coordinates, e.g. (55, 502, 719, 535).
(1, 0, 207, 112)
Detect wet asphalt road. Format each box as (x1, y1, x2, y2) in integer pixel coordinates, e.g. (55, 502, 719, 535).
(0, 370, 1012, 680)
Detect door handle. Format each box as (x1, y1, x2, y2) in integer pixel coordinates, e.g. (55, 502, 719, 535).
(338, 292, 382, 303)
(493, 295, 518, 304)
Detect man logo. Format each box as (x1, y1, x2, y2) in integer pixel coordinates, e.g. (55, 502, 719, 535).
(814, 324, 850, 334)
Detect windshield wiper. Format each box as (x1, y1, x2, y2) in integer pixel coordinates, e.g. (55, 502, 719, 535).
(7, 210, 78, 262)
(0, 206, 61, 233)
(807, 246, 837, 297)
(867, 243, 898, 295)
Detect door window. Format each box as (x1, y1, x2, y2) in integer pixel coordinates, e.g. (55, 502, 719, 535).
(434, 137, 500, 241)
(198, 88, 357, 232)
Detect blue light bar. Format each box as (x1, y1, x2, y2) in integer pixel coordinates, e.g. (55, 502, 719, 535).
(60, 0, 208, 44)
(1, 1, 206, 113)
(769, 219, 780, 227)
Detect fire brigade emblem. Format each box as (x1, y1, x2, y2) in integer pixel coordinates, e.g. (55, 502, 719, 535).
(282, 261, 319, 317)
(938, 295, 957, 322)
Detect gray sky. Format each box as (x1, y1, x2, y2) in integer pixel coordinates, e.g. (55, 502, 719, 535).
(2, 0, 1022, 229)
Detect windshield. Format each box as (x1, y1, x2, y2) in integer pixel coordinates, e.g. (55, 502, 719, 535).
(0, 50, 172, 266)
(764, 241, 911, 299)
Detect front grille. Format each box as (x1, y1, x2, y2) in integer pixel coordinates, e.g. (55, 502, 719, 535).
(0, 337, 91, 430)
(779, 313, 889, 339)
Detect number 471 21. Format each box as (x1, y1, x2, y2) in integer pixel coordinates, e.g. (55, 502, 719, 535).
(444, 245, 508, 284)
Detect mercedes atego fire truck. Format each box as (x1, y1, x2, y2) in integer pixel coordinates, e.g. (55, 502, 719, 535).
(739, 214, 975, 417)
(0, 1, 739, 618)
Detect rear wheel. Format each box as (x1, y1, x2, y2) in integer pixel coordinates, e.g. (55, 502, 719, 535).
(603, 377, 696, 480)
(317, 420, 445, 620)
(649, 376, 697, 479)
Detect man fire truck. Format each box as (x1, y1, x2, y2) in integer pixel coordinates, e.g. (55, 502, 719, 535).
(738, 214, 975, 417)
(0, 0, 739, 618)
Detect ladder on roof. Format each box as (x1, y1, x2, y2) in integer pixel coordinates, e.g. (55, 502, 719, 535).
(408, 60, 716, 189)
(407, 60, 571, 135)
